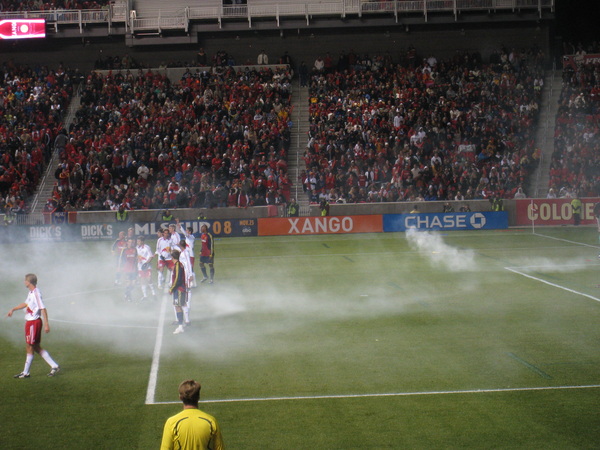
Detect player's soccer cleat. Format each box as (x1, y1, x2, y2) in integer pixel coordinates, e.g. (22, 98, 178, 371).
(173, 325, 185, 334)
(48, 366, 60, 377)
(208, 279, 214, 284)
(200, 277, 208, 284)
(14, 372, 30, 379)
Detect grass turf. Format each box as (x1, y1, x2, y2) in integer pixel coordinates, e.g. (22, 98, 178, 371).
(0, 227, 599, 449)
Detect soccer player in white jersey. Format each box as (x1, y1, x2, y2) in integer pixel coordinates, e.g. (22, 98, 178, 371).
(7, 273, 60, 378)
(137, 236, 157, 301)
(176, 218, 197, 287)
(168, 224, 180, 247)
(177, 240, 194, 326)
(156, 228, 174, 290)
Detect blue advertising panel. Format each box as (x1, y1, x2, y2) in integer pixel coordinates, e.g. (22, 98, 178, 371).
(383, 212, 508, 232)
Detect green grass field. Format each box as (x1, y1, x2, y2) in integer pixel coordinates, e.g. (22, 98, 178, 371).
(1, 227, 599, 449)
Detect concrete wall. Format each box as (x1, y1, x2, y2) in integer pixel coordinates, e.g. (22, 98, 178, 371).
(67, 199, 514, 224)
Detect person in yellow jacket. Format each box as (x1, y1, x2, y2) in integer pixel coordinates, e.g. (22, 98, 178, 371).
(571, 195, 582, 226)
(161, 379, 224, 450)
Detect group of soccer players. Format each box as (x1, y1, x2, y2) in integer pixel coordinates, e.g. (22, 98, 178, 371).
(112, 222, 215, 334)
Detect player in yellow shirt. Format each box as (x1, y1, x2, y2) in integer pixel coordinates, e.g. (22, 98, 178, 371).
(161, 379, 224, 450)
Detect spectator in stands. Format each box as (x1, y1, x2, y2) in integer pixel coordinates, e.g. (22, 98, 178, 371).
(257, 50, 268, 65)
(304, 47, 545, 206)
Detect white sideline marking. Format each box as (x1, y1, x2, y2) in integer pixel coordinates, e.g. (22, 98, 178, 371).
(505, 267, 600, 303)
(509, 263, 600, 269)
(145, 294, 169, 405)
(533, 232, 600, 249)
(148, 384, 600, 405)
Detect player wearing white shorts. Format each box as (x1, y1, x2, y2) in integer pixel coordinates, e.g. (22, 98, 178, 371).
(176, 219, 197, 287)
(177, 240, 194, 326)
(137, 236, 157, 301)
(7, 273, 60, 378)
(156, 228, 174, 289)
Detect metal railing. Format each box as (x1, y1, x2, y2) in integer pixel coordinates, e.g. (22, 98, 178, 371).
(0, 0, 554, 34)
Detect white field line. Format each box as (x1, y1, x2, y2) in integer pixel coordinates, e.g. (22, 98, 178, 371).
(505, 267, 600, 303)
(148, 384, 600, 405)
(145, 293, 169, 405)
(533, 231, 600, 249)
(509, 263, 600, 270)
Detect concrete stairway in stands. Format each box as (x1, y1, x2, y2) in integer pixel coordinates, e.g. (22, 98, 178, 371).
(527, 69, 562, 199)
(29, 91, 81, 215)
(287, 81, 310, 214)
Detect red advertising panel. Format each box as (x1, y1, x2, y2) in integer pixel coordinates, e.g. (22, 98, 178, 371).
(515, 198, 600, 226)
(259, 215, 383, 236)
(0, 19, 46, 40)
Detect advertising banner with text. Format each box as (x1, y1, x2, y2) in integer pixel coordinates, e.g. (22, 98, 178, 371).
(258, 215, 383, 236)
(6, 218, 258, 243)
(383, 211, 508, 232)
(515, 198, 600, 226)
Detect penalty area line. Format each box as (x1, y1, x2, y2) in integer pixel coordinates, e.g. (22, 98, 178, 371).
(505, 267, 600, 303)
(145, 294, 170, 405)
(148, 384, 600, 405)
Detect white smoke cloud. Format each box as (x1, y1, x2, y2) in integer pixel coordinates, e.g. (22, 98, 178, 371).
(405, 228, 478, 271)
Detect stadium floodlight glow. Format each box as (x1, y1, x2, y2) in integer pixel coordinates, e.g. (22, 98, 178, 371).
(0, 19, 46, 40)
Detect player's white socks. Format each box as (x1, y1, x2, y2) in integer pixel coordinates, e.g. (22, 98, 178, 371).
(40, 349, 58, 368)
(158, 272, 164, 287)
(23, 353, 34, 374)
(183, 306, 190, 323)
(141, 285, 147, 297)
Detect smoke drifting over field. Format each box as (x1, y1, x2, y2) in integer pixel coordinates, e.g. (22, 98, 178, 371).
(405, 228, 478, 271)
(1, 233, 592, 364)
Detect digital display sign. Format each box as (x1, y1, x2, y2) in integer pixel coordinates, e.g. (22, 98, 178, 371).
(0, 19, 46, 40)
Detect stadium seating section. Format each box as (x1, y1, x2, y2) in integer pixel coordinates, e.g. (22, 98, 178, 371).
(1, 44, 598, 215)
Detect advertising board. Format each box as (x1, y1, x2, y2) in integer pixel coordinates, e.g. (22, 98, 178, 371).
(515, 198, 600, 226)
(258, 215, 383, 236)
(383, 212, 508, 232)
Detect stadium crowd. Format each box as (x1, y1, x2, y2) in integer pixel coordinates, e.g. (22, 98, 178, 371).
(302, 47, 546, 204)
(3, 42, 599, 216)
(549, 56, 599, 198)
(0, 61, 73, 215)
(47, 65, 293, 212)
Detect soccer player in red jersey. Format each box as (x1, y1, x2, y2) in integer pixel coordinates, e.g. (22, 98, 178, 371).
(7, 273, 60, 378)
(198, 224, 215, 284)
(111, 230, 127, 285)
